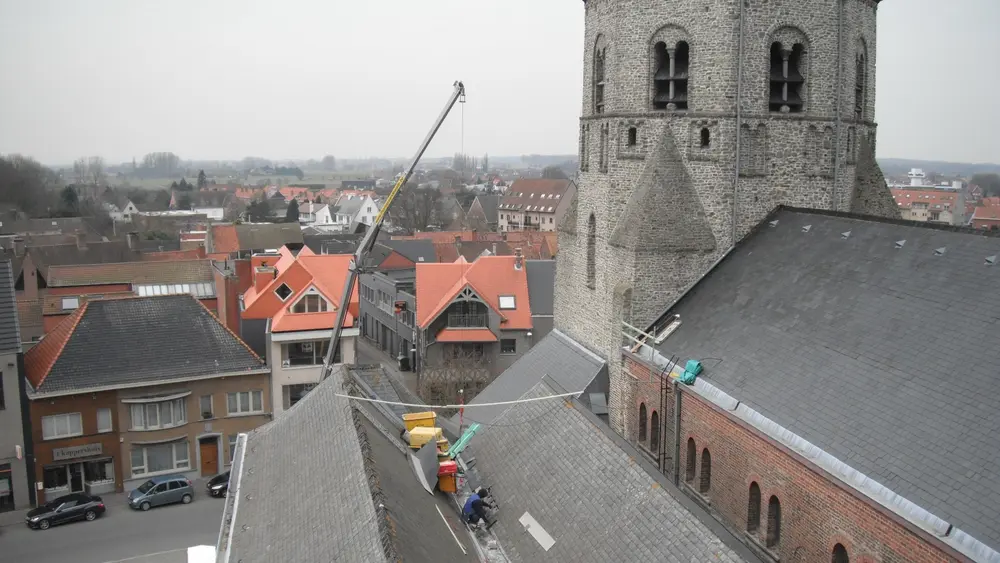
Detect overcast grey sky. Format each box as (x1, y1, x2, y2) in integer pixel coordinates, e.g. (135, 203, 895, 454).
(0, 0, 996, 166)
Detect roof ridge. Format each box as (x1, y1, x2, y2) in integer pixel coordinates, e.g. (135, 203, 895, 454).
(781, 204, 1000, 237)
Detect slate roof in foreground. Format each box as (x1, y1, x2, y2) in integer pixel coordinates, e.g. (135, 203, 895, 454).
(223, 366, 473, 563)
(24, 294, 265, 395)
(467, 380, 754, 562)
(453, 329, 605, 427)
(653, 207, 1000, 553)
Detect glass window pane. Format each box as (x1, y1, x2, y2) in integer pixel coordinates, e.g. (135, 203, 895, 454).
(55, 416, 69, 436)
(97, 409, 112, 432)
(131, 404, 145, 429)
(146, 404, 159, 427)
(200, 395, 212, 417)
(239, 392, 249, 411)
(175, 442, 189, 463)
(227, 393, 237, 413)
(160, 402, 172, 425)
(42, 416, 56, 439)
(251, 391, 262, 412)
(147, 444, 172, 472)
(130, 448, 145, 473)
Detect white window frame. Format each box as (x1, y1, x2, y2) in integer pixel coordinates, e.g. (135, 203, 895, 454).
(499, 295, 516, 310)
(41, 412, 83, 440)
(96, 408, 113, 433)
(227, 390, 264, 416)
(129, 399, 187, 431)
(61, 297, 80, 310)
(129, 440, 190, 478)
(228, 435, 238, 465)
(291, 288, 329, 313)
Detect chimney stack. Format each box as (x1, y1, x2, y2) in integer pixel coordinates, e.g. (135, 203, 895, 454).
(514, 247, 523, 270)
(74, 231, 87, 250)
(254, 264, 276, 293)
(126, 231, 139, 251)
(12, 237, 25, 257)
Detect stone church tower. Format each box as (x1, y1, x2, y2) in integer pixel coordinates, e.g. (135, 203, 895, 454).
(555, 0, 899, 433)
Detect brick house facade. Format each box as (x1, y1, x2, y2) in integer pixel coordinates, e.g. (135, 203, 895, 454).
(623, 355, 965, 563)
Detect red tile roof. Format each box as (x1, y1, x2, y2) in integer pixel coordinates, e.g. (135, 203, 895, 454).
(890, 188, 957, 210)
(46, 260, 214, 287)
(142, 248, 206, 261)
(211, 225, 240, 253)
(500, 179, 572, 213)
(435, 328, 497, 342)
(241, 246, 357, 332)
(25, 303, 88, 389)
(982, 197, 1000, 208)
(416, 255, 531, 330)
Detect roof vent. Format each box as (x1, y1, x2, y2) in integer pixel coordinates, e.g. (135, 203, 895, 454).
(934, 247, 946, 256)
(841, 231, 852, 240)
(895, 240, 906, 249)
(986, 255, 997, 266)
(801, 225, 812, 233)
(769, 220, 779, 228)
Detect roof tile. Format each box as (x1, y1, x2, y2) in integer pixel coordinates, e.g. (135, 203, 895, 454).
(46, 259, 214, 287)
(416, 255, 532, 330)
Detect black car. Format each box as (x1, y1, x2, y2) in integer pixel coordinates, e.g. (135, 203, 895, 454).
(207, 471, 231, 497)
(26, 493, 106, 530)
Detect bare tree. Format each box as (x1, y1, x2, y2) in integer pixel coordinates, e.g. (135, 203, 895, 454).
(73, 158, 88, 184)
(87, 156, 106, 186)
(391, 186, 441, 232)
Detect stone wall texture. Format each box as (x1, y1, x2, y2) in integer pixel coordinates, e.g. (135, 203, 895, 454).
(555, 0, 900, 435)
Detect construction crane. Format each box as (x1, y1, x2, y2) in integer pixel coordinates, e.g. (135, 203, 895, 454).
(321, 81, 467, 380)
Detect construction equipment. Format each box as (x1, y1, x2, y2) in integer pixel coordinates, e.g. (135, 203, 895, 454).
(322, 81, 467, 379)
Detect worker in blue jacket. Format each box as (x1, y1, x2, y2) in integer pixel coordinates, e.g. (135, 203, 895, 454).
(463, 488, 491, 526)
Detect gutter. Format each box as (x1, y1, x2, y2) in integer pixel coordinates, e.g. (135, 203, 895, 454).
(28, 368, 272, 400)
(832, 0, 845, 209)
(731, 0, 746, 246)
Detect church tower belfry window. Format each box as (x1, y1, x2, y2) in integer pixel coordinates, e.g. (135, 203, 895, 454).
(594, 36, 608, 114)
(769, 42, 805, 113)
(653, 41, 689, 110)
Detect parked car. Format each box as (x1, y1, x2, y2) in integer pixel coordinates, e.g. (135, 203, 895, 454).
(128, 475, 194, 511)
(207, 470, 230, 498)
(26, 493, 106, 530)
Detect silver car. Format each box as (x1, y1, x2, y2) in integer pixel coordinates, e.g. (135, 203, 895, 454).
(128, 475, 194, 511)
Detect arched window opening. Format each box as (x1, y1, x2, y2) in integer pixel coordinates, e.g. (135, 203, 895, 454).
(699, 449, 712, 493)
(650, 411, 660, 453)
(653, 41, 689, 110)
(769, 42, 805, 113)
(627, 127, 638, 147)
(638, 403, 647, 443)
(766, 496, 782, 548)
(832, 544, 849, 563)
(586, 213, 596, 289)
(700, 128, 711, 148)
(747, 482, 761, 532)
(594, 39, 607, 114)
(685, 438, 696, 482)
(855, 53, 867, 120)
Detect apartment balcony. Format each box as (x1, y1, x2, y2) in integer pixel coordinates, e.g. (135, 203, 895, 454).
(447, 313, 488, 328)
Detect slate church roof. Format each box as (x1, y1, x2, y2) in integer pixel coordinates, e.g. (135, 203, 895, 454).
(465, 378, 755, 562)
(652, 207, 1000, 557)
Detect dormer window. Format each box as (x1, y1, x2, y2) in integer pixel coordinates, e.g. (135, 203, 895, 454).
(275, 283, 293, 301)
(292, 293, 329, 313)
(499, 295, 516, 310)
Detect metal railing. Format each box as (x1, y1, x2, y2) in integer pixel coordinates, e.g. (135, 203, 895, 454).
(446, 313, 488, 328)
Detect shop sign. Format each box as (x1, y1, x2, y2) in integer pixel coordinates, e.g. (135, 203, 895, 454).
(52, 443, 103, 461)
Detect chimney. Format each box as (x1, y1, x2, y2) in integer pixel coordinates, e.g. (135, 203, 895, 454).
(514, 247, 523, 270)
(12, 237, 25, 257)
(254, 265, 276, 293)
(74, 232, 87, 250)
(492, 243, 497, 256)
(126, 231, 139, 251)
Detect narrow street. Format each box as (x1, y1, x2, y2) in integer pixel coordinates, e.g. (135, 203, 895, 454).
(0, 489, 223, 563)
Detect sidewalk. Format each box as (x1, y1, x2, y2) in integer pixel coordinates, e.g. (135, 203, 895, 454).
(355, 337, 420, 396)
